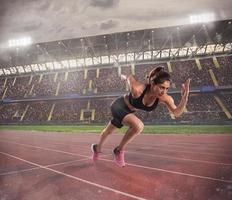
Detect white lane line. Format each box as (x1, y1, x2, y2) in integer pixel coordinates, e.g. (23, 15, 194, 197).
(0, 166, 40, 176)
(122, 161, 232, 183)
(1, 138, 231, 166)
(0, 157, 90, 176)
(126, 151, 232, 166)
(0, 140, 90, 158)
(154, 143, 232, 154)
(0, 151, 146, 200)
(46, 158, 89, 167)
(0, 139, 109, 159)
(0, 140, 232, 183)
(166, 142, 231, 151)
(131, 144, 232, 157)
(174, 142, 228, 149)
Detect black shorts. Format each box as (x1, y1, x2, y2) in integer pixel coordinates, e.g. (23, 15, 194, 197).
(110, 97, 135, 128)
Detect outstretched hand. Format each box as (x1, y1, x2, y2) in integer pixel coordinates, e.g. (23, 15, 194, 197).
(181, 78, 191, 98)
(120, 74, 127, 81)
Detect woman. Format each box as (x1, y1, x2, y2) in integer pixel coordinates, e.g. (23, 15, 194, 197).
(91, 66, 190, 167)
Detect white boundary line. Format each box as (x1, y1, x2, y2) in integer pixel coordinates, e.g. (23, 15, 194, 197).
(1, 140, 232, 183)
(0, 151, 146, 200)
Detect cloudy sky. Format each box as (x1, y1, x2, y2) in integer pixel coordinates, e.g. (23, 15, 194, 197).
(0, 0, 232, 47)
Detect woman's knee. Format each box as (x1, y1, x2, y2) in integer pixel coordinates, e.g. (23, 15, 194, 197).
(133, 122, 144, 133)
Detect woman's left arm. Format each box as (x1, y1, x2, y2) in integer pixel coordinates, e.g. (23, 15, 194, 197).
(164, 78, 191, 117)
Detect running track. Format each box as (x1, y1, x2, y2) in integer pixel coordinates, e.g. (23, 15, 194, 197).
(0, 130, 232, 200)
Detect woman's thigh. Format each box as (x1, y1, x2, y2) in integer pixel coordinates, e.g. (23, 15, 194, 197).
(122, 113, 144, 129)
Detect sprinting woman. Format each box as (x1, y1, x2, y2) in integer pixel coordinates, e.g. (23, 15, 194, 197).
(91, 66, 190, 167)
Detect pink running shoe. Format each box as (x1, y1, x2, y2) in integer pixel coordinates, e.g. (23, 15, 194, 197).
(113, 147, 126, 167)
(91, 144, 100, 163)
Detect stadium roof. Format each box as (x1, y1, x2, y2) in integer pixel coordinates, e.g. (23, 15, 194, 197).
(0, 1, 232, 75)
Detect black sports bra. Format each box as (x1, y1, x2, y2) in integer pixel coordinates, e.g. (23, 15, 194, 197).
(128, 84, 159, 112)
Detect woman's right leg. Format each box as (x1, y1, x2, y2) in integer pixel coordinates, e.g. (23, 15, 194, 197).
(96, 121, 118, 152)
(118, 113, 144, 151)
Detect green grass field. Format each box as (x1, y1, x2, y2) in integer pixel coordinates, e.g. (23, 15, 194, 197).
(0, 125, 232, 134)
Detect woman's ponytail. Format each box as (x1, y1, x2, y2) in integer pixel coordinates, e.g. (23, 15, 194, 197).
(148, 66, 165, 84)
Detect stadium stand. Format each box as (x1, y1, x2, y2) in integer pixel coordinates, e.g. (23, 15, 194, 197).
(0, 55, 232, 124)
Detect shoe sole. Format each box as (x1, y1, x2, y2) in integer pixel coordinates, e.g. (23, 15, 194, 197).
(112, 150, 125, 167)
(91, 144, 95, 153)
(91, 144, 98, 163)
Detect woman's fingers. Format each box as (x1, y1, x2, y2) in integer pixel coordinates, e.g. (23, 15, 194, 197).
(181, 83, 185, 96)
(183, 78, 191, 96)
(185, 78, 191, 87)
(120, 74, 127, 80)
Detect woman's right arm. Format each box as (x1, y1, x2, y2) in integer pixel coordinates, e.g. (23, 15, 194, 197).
(120, 74, 144, 97)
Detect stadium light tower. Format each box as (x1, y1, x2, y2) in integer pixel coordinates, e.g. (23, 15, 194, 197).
(8, 37, 32, 47)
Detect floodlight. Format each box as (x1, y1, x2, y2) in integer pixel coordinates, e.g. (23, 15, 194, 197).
(61, 60, 69, 68)
(69, 59, 77, 68)
(8, 37, 32, 47)
(85, 58, 93, 66)
(101, 56, 109, 64)
(189, 13, 215, 24)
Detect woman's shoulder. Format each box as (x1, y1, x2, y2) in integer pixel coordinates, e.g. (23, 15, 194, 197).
(137, 83, 147, 93)
(131, 83, 146, 98)
(159, 94, 173, 103)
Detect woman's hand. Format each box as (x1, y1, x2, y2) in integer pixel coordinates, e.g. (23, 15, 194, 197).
(181, 78, 191, 98)
(165, 78, 191, 118)
(120, 74, 127, 81)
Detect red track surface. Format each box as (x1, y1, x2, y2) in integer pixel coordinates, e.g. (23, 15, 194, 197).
(0, 130, 232, 200)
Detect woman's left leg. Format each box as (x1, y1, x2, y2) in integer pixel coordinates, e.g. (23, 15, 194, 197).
(97, 121, 118, 152)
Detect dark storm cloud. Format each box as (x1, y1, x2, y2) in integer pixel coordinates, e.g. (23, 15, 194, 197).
(11, 22, 42, 33)
(90, 0, 119, 8)
(100, 19, 118, 29)
(0, 0, 232, 45)
(23, 22, 43, 32)
(119, 7, 204, 22)
(0, 0, 15, 25)
(38, 1, 52, 11)
(81, 23, 98, 31)
(56, 26, 66, 33)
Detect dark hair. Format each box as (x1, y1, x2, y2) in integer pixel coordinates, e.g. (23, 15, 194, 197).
(148, 66, 171, 84)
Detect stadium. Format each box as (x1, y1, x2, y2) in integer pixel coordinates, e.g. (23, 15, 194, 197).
(1, 21, 232, 125)
(0, 0, 232, 199)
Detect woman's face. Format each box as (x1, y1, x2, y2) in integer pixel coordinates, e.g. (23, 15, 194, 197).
(152, 80, 170, 97)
